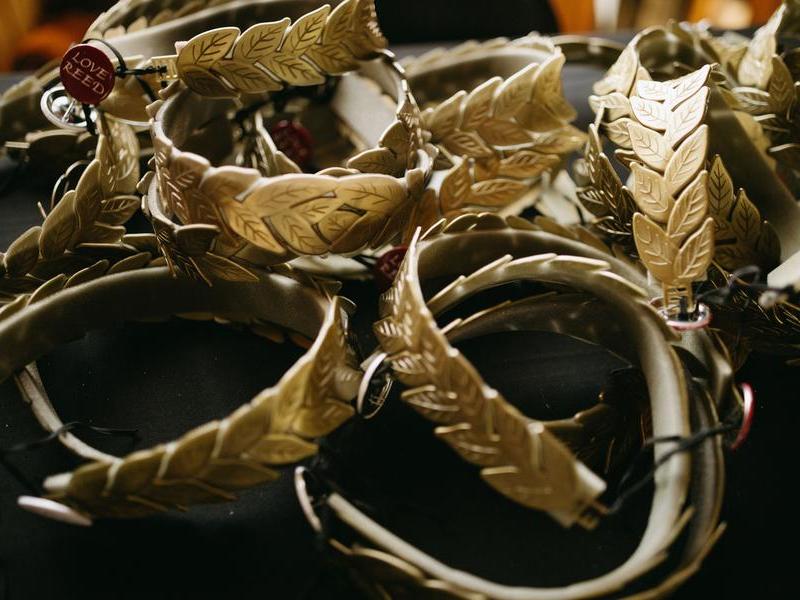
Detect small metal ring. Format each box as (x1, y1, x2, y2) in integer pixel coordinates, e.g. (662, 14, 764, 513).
(356, 351, 393, 419)
(650, 298, 713, 331)
(40, 85, 96, 132)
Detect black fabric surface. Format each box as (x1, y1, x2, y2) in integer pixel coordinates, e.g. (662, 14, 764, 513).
(0, 43, 798, 600)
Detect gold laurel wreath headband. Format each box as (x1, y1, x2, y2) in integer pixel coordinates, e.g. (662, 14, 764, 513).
(374, 219, 692, 530)
(399, 35, 586, 231)
(145, 50, 433, 281)
(295, 218, 734, 599)
(1, 264, 360, 522)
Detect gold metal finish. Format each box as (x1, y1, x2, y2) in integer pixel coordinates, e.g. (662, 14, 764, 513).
(151, 0, 387, 97)
(1, 117, 143, 321)
(147, 52, 433, 278)
(44, 295, 358, 518)
(403, 36, 585, 230)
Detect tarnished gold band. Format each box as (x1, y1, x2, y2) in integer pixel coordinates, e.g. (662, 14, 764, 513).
(374, 217, 691, 530)
(401, 35, 585, 232)
(2, 265, 360, 520)
(145, 50, 433, 280)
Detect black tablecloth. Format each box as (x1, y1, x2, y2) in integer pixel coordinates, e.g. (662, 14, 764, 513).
(0, 45, 797, 600)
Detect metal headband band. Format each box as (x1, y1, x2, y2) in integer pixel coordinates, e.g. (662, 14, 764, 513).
(294, 367, 724, 600)
(400, 35, 586, 231)
(374, 219, 690, 531)
(145, 52, 434, 281)
(2, 265, 360, 521)
(295, 218, 725, 599)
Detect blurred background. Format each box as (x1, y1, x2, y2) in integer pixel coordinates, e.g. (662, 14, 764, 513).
(0, 0, 785, 71)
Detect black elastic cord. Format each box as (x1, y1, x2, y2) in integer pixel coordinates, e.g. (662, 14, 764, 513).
(0, 421, 139, 495)
(607, 421, 736, 514)
(697, 265, 798, 307)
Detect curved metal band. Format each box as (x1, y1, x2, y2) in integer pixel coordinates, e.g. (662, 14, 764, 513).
(311, 220, 715, 598)
(295, 374, 724, 600)
(375, 222, 691, 530)
(146, 50, 432, 278)
(401, 35, 585, 230)
(1, 266, 360, 519)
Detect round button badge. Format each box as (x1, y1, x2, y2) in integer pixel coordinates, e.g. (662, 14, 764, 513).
(59, 44, 116, 106)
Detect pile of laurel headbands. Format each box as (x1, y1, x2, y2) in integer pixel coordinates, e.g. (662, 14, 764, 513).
(1, 0, 799, 597)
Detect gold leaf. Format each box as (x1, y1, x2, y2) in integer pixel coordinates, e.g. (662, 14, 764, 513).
(731, 189, 761, 245)
(595, 44, 636, 95)
(245, 433, 318, 465)
(667, 87, 708, 147)
(98, 195, 141, 226)
(636, 79, 668, 101)
(755, 222, 781, 267)
(496, 150, 559, 178)
(347, 147, 399, 175)
(436, 424, 501, 467)
(175, 224, 218, 256)
(180, 65, 237, 97)
(83, 223, 125, 244)
(429, 91, 466, 139)
(476, 118, 532, 146)
(107, 252, 152, 275)
(4, 226, 41, 277)
(348, 0, 388, 53)
(179, 28, 239, 69)
(192, 252, 258, 283)
(323, 0, 356, 43)
(439, 161, 472, 212)
(666, 171, 708, 244)
(39, 190, 78, 259)
(492, 62, 537, 121)
(630, 162, 673, 223)
(589, 92, 631, 120)
(707, 155, 734, 225)
(317, 209, 361, 241)
(666, 64, 711, 109)
(732, 87, 772, 115)
(442, 131, 493, 158)
(261, 54, 324, 86)
(768, 55, 795, 114)
(674, 218, 714, 282)
(336, 175, 407, 214)
(628, 121, 671, 171)
(233, 20, 289, 61)
(219, 198, 285, 254)
(97, 122, 139, 196)
(738, 28, 775, 88)
(378, 121, 411, 157)
(282, 5, 330, 54)
(214, 60, 281, 93)
(74, 160, 103, 229)
(468, 179, 528, 206)
(306, 44, 356, 73)
(631, 96, 669, 130)
(632, 213, 675, 283)
(603, 118, 635, 149)
(271, 211, 331, 255)
(462, 77, 501, 130)
(528, 52, 576, 124)
(664, 125, 708, 197)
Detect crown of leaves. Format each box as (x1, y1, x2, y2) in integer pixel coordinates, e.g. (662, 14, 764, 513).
(168, 0, 387, 97)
